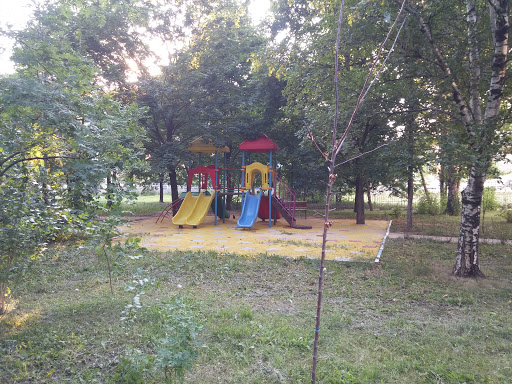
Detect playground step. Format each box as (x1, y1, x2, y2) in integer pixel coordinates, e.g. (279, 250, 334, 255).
(271, 196, 295, 225)
(272, 196, 312, 229)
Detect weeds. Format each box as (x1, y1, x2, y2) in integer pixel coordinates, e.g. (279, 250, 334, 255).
(0, 239, 511, 383)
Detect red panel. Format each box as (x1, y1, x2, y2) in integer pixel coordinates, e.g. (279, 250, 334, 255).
(238, 135, 279, 153)
(258, 196, 281, 220)
(187, 166, 218, 190)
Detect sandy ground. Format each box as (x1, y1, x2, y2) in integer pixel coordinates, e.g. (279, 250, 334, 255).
(119, 213, 390, 262)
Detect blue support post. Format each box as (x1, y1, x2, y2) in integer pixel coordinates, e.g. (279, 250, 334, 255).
(223, 152, 227, 223)
(241, 151, 246, 206)
(188, 160, 192, 192)
(214, 151, 218, 226)
(269, 150, 272, 228)
(198, 154, 202, 191)
(273, 153, 277, 225)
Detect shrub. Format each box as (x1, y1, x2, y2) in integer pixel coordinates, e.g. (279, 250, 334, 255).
(416, 194, 440, 215)
(154, 297, 202, 381)
(389, 206, 402, 219)
(499, 209, 512, 223)
(116, 296, 202, 383)
(482, 187, 500, 212)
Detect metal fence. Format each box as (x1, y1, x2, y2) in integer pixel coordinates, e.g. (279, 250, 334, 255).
(306, 191, 512, 210)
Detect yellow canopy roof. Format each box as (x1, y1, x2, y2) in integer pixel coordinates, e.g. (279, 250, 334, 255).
(187, 137, 230, 154)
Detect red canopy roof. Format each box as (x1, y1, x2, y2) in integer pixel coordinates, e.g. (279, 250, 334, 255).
(238, 136, 279, 153)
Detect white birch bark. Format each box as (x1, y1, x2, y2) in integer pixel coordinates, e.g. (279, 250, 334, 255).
(412, 0, 509, 276)
(466, 0, 482, 123)
(453, 0, 508, 277)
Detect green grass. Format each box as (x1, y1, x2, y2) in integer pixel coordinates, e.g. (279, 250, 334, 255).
(97, 194, 171, 215)
(1, 237, 511, 383)
(328, 208, 512, 241)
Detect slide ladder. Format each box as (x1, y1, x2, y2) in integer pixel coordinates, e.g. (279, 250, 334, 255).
(272, 173, 312, 229)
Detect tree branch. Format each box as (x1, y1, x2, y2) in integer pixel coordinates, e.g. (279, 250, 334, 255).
(334, 0, 408, 156)
(0, 151, 23, 168)
(0, 155, 82, 178)
(407, 6, 477, 144)
(335, 143, 390, 168)
(361, 16, 408, 102)
(305, 125, 329, 161)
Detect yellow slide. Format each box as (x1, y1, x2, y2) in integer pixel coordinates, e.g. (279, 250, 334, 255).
(172, 191, 215, 227)
(186, 192, 215, 226)
(172, 192, 198, 226)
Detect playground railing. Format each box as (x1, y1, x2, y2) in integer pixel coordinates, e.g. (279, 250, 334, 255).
(155, 198, 184, 224)
(221, 168, 243, 194)
(274, 173, 297, 222)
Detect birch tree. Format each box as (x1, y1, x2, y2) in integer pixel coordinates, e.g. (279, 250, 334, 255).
(407, 0, 510, 277)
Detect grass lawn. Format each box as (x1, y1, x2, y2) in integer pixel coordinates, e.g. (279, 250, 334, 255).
(329, 209, 512, 241)
(1, 228, 511, 383)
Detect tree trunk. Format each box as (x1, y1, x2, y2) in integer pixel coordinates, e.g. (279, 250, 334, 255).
(353, 182, 357, 213)
(159, 173, 164, 203)
(366, 182, 373, 211)
(419, 167, 430, 198)
(355, 172, 365, 224)
(42, 156, 50, 205)
(444, 168, 460, 216)
(106, 172, 113, 208)
(406, 166, 414, 233)
(168, 167, 179, 214)
(453, 166, 486, 277)
(406, 119, 414, 233)
(0, 281, 6, 314)
(439, 163, 446, 200)
(226, 194, 233, 211)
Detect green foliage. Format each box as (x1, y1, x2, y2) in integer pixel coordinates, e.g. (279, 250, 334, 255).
(0, 169, 73, 313)
(416, 195, 440, 216)
(86, 181, 144, 294)
(138, 2, 269, 190)
(389, 206, 403, 219)
(0, 0, 146, 310)
(116, 296, 202, 383)
(482, 187, 500, 212)
(499, 209, 512, 223)
(113, 352, 154, 384)
(153, 297, 202, 381)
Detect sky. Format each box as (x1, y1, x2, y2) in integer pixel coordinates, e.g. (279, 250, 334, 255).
(0, 0, 33, 74)
(0, 0, 271, 75)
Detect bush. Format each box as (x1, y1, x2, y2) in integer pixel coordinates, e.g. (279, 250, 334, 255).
(499, 209, 512, 223)
(482, 187, 500, 212)
(389, 206, 403, 219)
(416, 194, 440, 215)
(154, 297, 202, 381)
(116, 296, 202, 383)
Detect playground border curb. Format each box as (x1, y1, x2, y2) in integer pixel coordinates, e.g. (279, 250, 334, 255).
(375, 220, 392, 263)
(388, 233, 512, 245)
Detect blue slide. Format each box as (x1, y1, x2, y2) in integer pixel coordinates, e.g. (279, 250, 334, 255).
(237, 191, 263, 228)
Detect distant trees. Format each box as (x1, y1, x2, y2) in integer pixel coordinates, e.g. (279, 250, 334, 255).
(137, 1, 274, 202)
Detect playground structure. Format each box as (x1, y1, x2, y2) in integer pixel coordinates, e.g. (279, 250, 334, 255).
(137, 136, 392, 262)
(158, 136, 311, 229)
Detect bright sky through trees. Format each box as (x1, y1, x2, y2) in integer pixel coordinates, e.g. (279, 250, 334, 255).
(0, 0, 33, 74)
(0, 0, 271, 75)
